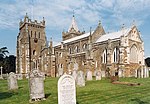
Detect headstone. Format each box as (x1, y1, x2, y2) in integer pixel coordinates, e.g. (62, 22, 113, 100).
(58, 64, 63, 77)
(16, 74, 23, 80)
(76, 71, 85, 87)
(96, 70, 101, 80)
(7, 72, 18, 90)
(29, 69, 45, 102)
(0, 66, 3, 79)
(86, 70, 92, 81)
(58, 74, 76, 104)
(72, 70, 77, 80)
(73, 63, 78, 70)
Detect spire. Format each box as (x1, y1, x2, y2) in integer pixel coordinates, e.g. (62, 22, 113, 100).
(98, 20, 101, 26)
(132, 20, 136, 27)
(68, 13, 79, 32)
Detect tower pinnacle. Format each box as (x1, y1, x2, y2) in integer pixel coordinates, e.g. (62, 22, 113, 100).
(68, 13, 79, 32)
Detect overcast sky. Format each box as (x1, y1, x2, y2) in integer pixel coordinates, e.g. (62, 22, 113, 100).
(0, 0, 150, 57)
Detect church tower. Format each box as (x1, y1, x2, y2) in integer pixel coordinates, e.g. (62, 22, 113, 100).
(62, 15, 85, 41)
(16, 13, 47, 74)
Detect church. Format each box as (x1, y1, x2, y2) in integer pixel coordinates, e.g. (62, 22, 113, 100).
(16, 13, 149, 78)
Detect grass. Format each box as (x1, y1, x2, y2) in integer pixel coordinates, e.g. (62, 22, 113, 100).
(0, 77, 150, 104)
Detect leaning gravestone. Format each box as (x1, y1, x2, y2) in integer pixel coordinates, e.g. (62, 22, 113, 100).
(76, 71, 85, 87)
(58, 73, 76, 104)
(29, 69, 45, 102)
(86, 70, 93, 81)
(8, 72, 18, 90)
(96, 70, 101, 80)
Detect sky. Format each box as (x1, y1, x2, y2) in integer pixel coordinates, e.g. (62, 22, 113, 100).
(0, 0, 150, 57)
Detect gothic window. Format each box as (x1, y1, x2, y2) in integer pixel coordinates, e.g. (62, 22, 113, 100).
(82, 43, 87, 51)
(69, 47, 71, 54)
(61, 64, 63, 68)
(74, 45, 79, 53)
(33, 50, 36, 55)
(113, 47, 119, 63)
(39, 32, 40, 38)
(130, 45, 138, 63)
(102, 49, 107, 63)
(31, 31, 32, 37)
(35, 31, 36, 38)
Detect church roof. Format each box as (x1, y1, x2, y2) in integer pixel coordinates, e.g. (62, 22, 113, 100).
(54, 31, 94, 46)
(96, 27, 132, 43)
(63, 31, 94, 44)
(68, 15, 79, 32)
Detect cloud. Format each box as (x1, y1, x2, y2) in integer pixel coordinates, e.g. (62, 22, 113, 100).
(0, 0, 150, 32)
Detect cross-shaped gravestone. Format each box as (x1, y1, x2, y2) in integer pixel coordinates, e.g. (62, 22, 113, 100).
(0, 66, 3, 79)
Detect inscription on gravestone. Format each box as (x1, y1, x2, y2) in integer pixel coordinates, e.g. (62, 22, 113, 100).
(58, 74, 76, 104)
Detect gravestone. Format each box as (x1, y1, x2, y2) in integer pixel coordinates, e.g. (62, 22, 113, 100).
(16, 74, 23, 80)
(73, 63, 78, 70)
(7, 72, 18, 90)
(29, 69, 45, 102)
(0, 66, 3, 79)
(96, 70, 101, 80)
(72, 70, 77, 81)
(58, 74, 76, 104)
(76, 71, 85, 87)
(58, 64, 63, 77)
(86, 70, 93, 81)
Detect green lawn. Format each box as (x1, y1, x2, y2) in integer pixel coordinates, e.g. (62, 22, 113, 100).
(0, 77, 150, 104)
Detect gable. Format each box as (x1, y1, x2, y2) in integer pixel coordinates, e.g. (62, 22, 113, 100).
(127, 26, 143, 42)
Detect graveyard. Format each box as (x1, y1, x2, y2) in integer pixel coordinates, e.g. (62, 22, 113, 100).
(0, 77, 150, 104)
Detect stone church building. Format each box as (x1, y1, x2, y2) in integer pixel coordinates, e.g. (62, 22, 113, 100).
(16, 14, 149, 78)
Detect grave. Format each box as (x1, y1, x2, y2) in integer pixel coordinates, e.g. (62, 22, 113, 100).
(72, 70, 77, 80)
(29, 69, 45, 102)
(86, 70, 93, 81)
(58, 73, 76, 104)
(16, 74, 23, 80)
(7, 72, 18, 90)
(76, 71, 85, 87)
(0, 66, 3, 79)
(58, 64, 63, 77)
(73, 63, 78, 70)
(96, 70, 102, 80)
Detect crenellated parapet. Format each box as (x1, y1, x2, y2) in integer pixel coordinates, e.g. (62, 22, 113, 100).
(19, 13, 45, 30)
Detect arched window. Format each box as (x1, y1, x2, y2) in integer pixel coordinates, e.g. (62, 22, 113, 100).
(82, 43, 87, 51)
(33, 50, 36, 55)
(102, 49, 107, 63)
(31, 31, 32, 37)
(35, 31, 36, 38)
(130, 45, 138, 63)
(38, 32, 40, 38)
(69, 47, 71, 54)
(113, 47, 119, 63)
(74, 45, 79, 53)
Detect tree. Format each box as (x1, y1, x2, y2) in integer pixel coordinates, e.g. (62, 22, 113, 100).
(0, 47, 9, 58)
(145, 57, 150, 67)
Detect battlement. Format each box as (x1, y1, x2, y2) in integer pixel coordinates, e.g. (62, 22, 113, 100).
(19, 13, 45, 29)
